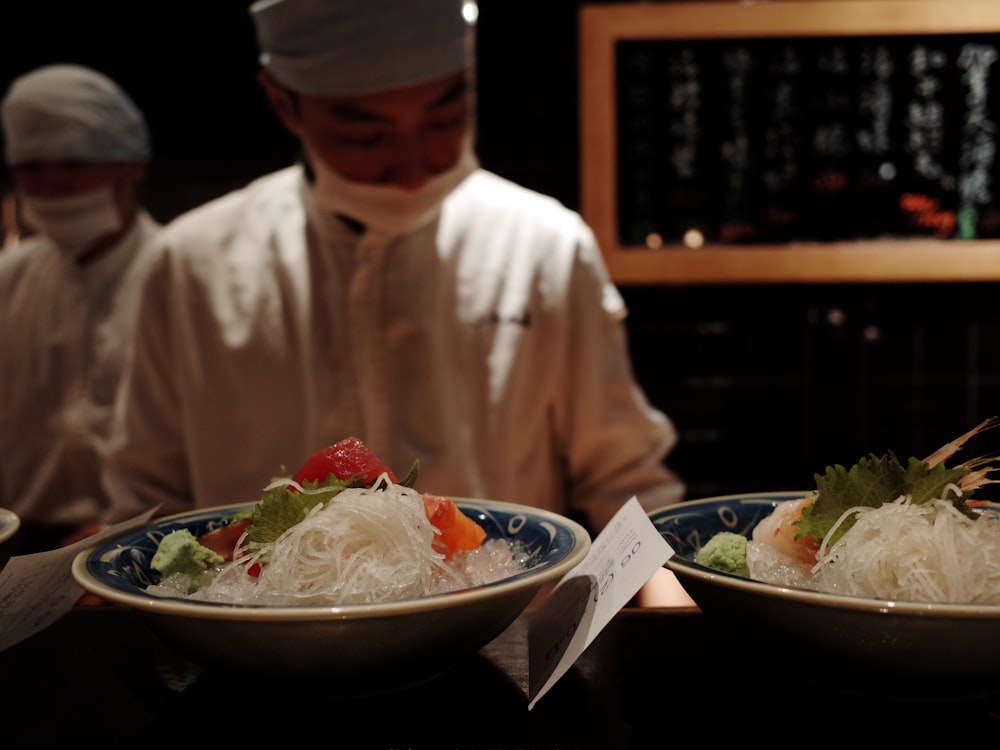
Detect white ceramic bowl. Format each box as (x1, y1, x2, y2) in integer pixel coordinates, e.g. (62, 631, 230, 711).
(72, 498, 590, 695)
(650, 492, 1000, 700)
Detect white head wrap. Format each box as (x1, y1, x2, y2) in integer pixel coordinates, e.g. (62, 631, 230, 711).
(1, 64, 150, 166)
(249, 0, 475, 97)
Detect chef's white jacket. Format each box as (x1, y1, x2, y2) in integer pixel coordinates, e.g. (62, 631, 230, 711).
(0, 211, 161, 526)
(106, 167, 682, 532)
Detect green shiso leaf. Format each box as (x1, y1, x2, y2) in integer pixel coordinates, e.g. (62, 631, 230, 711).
(247, 476, 355, 546)
(902, 456, 974, 510)
(796, 451, 975, 547)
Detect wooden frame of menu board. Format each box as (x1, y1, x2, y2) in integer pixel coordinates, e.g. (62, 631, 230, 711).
(579, 0, 1000, 284)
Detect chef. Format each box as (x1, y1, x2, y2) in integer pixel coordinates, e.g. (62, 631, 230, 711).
(105, 0, 685, 538)
(0, 64, 160, 559)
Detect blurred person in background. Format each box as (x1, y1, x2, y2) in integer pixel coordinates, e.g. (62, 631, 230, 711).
(106, 0, 687, 601)
(0, 64, 160, 563)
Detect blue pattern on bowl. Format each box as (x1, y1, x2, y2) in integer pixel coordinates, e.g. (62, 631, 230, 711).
(650, 491, 800, 561)
(85, 500, 578, 604)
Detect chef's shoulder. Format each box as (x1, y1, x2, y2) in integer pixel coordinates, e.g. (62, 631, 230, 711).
(158, 167, 303, 254)
(447, 169, 593, 243)
(443, 169, 611, 295)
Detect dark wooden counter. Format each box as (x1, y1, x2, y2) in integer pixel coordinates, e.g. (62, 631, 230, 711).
(1, 604, 997, 747)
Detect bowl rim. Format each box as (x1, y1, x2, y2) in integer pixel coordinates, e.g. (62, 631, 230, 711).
(72, 497, 591, 620)
(652, 491, 1000, 618)
(0, 506, 20, 544)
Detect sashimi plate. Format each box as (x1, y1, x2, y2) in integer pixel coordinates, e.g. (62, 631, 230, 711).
(72, 498, 590, 695)
(650, 492, 1000, 700)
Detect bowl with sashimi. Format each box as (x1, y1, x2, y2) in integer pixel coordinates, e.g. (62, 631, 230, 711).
(650, 490, 1000, 700)
(73, 494, 589, 694)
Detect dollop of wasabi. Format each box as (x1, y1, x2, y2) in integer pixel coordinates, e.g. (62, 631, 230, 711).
(694, 532, 749, 577)
(151, 529, 224, 579)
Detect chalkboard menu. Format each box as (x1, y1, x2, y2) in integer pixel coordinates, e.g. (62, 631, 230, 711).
(580, 1, 1000, 284)
(617, 34, 999, 245)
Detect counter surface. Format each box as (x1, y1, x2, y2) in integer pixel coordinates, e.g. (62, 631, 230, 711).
(2, 605, 998, 746)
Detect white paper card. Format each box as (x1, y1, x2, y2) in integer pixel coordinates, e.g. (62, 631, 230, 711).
(0, 507, 159, 652)
(526, 496, 673, 708)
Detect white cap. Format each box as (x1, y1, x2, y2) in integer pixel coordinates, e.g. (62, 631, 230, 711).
(249, 0, 475, 97)
(1, 64, 150, 166)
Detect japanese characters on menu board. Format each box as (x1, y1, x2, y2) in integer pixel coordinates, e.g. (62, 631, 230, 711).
(616, 34, 998, 246)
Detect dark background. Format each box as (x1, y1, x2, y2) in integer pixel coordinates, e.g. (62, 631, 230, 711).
(3, 0, 1000, 502)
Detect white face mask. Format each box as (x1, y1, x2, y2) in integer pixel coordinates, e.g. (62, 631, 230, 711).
(305, 139, 479, 237)
(20, 186, 123, 259)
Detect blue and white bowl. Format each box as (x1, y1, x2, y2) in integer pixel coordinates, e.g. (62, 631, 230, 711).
(650, 492, 1000, 699)
(73, 498, 590, 694)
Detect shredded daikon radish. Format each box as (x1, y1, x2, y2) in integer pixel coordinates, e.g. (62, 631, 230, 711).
(809, 496, 1000, 604)
(165, 482, 526, 606)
